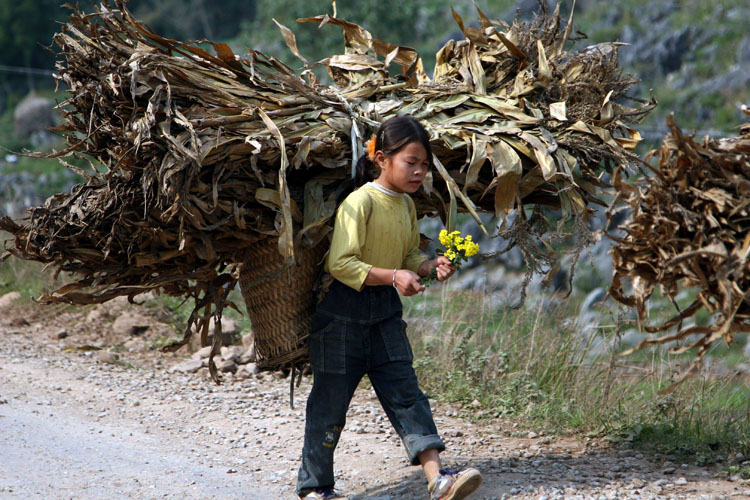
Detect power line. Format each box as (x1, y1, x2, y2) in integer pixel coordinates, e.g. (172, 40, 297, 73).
(0, 64, 55, 77)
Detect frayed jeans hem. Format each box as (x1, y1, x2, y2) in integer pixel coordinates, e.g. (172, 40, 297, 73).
(404, 433, 446, 466)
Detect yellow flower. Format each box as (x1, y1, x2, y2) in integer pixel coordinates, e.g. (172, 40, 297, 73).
(440, 230, 479, 261)
(438, 229, 450, 246)
(423, 229, 480, 286)
(464, 241, 479, 257)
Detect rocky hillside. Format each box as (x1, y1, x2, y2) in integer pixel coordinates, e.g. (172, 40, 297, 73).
(570, 0, 749, 143)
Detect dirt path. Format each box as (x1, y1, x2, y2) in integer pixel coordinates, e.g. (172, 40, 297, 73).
(1, 298, 748, 500)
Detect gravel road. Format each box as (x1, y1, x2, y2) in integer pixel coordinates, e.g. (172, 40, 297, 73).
(1, 297, 748, 500)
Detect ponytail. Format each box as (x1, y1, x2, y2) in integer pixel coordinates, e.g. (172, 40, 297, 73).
(354, 152, 376, 188)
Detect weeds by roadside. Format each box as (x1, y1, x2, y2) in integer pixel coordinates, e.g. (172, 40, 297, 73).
(403, 287, 750, 464)
(0, 250, 53, 299)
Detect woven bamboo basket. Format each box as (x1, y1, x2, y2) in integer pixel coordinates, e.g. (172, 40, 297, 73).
(238, 238, 327, 371)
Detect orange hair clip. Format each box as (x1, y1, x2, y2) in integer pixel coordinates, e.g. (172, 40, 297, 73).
(366, 134, 377, 161)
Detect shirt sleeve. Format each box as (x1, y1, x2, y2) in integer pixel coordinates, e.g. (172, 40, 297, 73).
(402, 196, 426, 274)
(326, 192, 373, 291)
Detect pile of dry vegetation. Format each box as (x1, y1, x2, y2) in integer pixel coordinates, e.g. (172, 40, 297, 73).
(609, 113, 750, 387)
(0, 1, 652, 372)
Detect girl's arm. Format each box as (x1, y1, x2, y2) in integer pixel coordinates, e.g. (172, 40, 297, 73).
(327, 192, 373, 290)
(365, 256, 456, 297)
(400, 197, 454, 288)
(364, 266, 423, 296)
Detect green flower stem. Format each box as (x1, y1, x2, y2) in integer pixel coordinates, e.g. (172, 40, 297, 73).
(420, 268, 438, 286)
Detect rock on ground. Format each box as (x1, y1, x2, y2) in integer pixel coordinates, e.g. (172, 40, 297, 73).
(0, 291, 22, 310)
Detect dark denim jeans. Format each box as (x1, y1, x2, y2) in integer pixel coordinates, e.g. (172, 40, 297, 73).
(296, 281, 445, 493)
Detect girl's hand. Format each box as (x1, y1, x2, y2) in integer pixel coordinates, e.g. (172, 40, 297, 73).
(433, 256, 456, 281)
(394, 269, 425, 296)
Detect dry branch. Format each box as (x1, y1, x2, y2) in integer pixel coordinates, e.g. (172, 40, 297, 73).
(608, 114, 750, 389)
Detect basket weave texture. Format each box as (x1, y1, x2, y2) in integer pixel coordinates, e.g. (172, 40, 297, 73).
(238, 239, 326, 371)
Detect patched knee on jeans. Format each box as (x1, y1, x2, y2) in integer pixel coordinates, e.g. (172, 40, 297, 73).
(322, 424, 342, 448)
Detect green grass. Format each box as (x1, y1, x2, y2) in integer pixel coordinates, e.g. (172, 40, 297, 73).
(403, 287, 750, 461)
(0, 249, 56, 299)
(149, 335, 179, 350)
(140, 293, 194, 332)
(616, 379, 750, 463)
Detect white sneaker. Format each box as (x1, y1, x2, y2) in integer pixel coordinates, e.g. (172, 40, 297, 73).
(428, 468, 482, 500)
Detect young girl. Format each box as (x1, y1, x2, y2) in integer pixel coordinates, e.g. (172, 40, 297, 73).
(296, 116, 482, 500)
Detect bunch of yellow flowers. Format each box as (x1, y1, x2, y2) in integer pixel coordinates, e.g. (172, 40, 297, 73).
(422, 230, 480, 286)
(438, 229, 480, 261)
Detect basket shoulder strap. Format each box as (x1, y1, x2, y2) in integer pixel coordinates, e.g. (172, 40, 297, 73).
(365, 190, 373, 225)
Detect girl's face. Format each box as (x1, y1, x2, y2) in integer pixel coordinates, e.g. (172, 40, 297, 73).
(374, 141, 429, 194)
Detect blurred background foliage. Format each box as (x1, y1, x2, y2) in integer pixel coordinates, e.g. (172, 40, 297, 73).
(1, 0, 747, 131)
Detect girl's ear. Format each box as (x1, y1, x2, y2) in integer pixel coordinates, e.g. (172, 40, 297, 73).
(374, 150, 387, 169)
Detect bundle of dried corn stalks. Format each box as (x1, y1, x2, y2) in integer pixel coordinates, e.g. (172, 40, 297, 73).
(609, 113, 750, 388)
(1, 1, 652, 363)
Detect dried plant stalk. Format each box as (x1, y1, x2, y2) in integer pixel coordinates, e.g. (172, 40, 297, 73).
(609, 114, 750, 390)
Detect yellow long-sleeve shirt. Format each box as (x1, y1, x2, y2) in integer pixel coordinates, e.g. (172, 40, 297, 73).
(326, 183, 425, 291)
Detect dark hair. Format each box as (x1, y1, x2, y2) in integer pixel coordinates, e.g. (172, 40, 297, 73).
(354, 115, 433, 187)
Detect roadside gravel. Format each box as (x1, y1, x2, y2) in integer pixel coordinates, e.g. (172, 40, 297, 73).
(1, 297, 748, 500)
